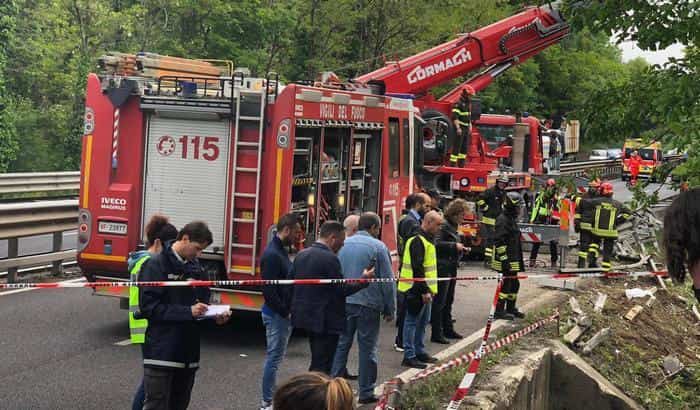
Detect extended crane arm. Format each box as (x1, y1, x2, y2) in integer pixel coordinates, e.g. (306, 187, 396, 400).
(354, 4, 569, 98)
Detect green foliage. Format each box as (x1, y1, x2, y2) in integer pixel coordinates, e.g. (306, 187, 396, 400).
(2, 0, 685, 172)
(566, 0, 700, 187)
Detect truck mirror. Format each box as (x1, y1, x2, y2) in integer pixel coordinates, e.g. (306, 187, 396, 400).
(470, 98, 481, 121)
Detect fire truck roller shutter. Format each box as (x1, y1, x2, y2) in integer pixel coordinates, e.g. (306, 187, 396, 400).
(143, 115, 231, 251)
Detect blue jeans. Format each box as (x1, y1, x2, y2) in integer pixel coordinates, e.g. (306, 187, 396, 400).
(331, 304, 381, 400)
(261, 311, 292, 405)
(403, 301, 432, 360)
(132, 379, 144, 410)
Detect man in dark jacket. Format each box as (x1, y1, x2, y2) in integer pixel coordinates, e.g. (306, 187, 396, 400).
(395, 193, 430, 351)
(291, 220, 374, 375)
(260, 214, 301, 410)
(478, 175, 508, 265)
(139, 221, 230, 410)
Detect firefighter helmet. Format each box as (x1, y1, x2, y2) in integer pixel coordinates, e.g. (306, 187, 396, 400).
(504, 191, 523, 209)
(546, 178, 556, 187)
(600, 182, 614, 196)
(497, 174, 509, 184)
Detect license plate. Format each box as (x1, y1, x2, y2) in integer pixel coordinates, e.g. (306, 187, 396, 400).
(98, 221, 128, 235)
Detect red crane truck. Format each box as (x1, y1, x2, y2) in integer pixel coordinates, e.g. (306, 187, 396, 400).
(78, 4, 569, 310)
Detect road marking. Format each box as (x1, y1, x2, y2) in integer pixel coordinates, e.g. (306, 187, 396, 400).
(114, 339, 132, 346)
(0, 277, 85, 296)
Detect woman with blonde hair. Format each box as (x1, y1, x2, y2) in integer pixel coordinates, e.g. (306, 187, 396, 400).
(273, 372, 355, 410)
(431, 198, 470, 343)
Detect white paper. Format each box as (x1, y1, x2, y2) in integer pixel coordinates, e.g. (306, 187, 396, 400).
(625, 288, 652, 299)
(200, 304, 230, 318)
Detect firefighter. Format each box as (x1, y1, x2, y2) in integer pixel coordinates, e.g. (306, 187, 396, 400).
(450, 89, 471, 166)
(575, 178, 601, 268)
(477, 174, 509, 265)
(529, 178, 559, 268)
(628, 150, 642, 187)
(590, 182, 632, 272)
(493, 192, 526, 319)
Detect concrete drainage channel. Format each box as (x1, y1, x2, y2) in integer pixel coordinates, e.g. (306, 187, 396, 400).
(467, 340, 642, 410)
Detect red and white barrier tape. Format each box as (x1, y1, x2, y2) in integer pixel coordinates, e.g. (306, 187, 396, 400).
(0, 270, 667, 290)
(111, 108, 120, 169)
(445, 273, 503, 409)
(410, 312, 559, 383)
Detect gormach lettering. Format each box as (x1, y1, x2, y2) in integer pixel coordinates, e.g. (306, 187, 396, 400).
(407, 47, 472, 85)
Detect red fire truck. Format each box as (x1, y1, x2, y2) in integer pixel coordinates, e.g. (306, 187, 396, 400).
(78, 4, 569, 310)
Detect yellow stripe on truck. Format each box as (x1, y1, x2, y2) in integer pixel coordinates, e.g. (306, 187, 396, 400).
(273, 148, 283, 221)
(81, 253, 126, 262)
(82, 135, 93, 208)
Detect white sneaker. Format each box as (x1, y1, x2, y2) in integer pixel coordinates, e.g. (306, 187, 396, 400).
(260, 402, 272, 410)
(393, 343, 404, 352)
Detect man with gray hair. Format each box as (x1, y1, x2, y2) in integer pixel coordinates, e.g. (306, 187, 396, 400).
(332, 212, 396, 405)
(343, 214, 360, 237)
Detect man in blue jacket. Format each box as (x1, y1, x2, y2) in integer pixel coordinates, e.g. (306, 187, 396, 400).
(332, 212, 396, 405)
(260, 214, 300, 410)
(139, 221, 230, 410)
(291, 220, 374, 375)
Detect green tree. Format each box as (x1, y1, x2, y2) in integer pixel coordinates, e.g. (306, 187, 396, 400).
(0, 0, 19, 172)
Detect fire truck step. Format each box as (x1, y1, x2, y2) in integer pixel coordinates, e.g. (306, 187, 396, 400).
(237, 141, 259, 147)
(235, 167, 258, 173)
(233, 218, 255, 223)
(230, 268, 254, 274)
(234, 192, 256, 198)
(239, 116, 262, 121)
(231, 243, 254, 249)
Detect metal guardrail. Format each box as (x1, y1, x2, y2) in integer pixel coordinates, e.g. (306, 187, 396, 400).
(559, 159, 621, 178)
(0, 171, 80, 195)
(0, 199, 78, 282)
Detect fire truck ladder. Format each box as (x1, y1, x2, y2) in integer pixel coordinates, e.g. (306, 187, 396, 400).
(228, 74, 266, 275)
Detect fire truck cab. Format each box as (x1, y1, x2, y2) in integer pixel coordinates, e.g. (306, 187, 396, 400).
(78, 68, 415, 311)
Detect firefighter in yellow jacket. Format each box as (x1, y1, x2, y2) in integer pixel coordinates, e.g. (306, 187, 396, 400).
(590, 182, 632, 272)
(493, 192, 526, 320)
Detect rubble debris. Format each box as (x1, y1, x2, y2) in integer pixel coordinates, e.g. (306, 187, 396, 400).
(662, 355, 684, 377)
(693, 305, 700, 322)
(583, 327, 611, 355)
(646, 296, 656, 307)
(624, 305, 644, 321)
(625, 287, 656, 300)
(593, 292, 607, 313)
(564, 325, 586, 345)
(536, 277, 577, 290)
(569, 297, 583, 315)
(576, 315, 592, 328)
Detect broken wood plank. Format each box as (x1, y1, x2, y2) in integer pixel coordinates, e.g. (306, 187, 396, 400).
(624, 305, 644, 321)
(576, 315, 592, 328)
(569, 296, 583, 315)
(594, 292, 607, 313)
(693, 305, 700, 322)
(564, 325, 586, 345)
(646, 295, 656, 307)
(583, 327, 611, 355)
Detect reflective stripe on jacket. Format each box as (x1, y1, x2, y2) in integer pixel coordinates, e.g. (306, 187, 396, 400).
(129, 254, 150, 344)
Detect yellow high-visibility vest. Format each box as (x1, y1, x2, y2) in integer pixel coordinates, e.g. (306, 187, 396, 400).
(398, 235, 438, 294)
(129, 254, 150, 344)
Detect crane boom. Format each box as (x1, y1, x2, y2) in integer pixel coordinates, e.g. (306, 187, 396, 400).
(354, 4, 569, 98)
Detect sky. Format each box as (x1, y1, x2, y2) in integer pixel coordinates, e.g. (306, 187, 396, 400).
(617, 41, 686, 65)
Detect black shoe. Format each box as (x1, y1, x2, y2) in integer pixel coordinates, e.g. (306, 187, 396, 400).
(358, 396, 379, 405)
(402, 357, 427, 369)
(494, 311, 514, 320)
(444, 330, 463, 339)
(507, 309, 525, 319)
(340, 370, 358, 380)
(430, 335, 450, 344)
(416, 353, 438, 363)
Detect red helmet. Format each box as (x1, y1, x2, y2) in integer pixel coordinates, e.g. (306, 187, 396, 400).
(546, 178, 556, 187)
(600, 182, 614, 196)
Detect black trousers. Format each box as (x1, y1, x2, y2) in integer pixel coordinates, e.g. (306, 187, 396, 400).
(308, 332, 340, 375)
(601, 237, 615, 271)
(143, 367, 197, 410)
(396, 291, 406, 347)
(529, 240, 558, 263)
(430, 278, 450, 337)
(496, 270, 520, 312)
(431, 274, 457, 336)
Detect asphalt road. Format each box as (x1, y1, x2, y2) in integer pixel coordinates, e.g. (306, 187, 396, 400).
(0, 265, 547, 410)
